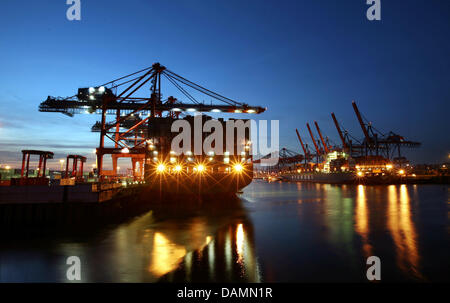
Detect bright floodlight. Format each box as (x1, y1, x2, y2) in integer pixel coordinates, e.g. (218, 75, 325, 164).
(98, 86, 105, 93)
(121, 148, 130, 153)
(174, 165, 182, 172)
(233, 164, 244, 173)
(196, 164, 205, 173)
(157, 164, 166, 173)
(88, 87, 95, 94)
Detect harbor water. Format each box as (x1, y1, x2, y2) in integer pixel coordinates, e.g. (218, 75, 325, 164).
(0, 181, 448, 282)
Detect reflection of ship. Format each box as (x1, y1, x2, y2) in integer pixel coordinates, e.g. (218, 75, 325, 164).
(160, 212, 260, 282)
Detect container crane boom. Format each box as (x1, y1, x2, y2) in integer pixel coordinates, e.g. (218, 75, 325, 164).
(314, 121, 330, 154)
(352, 100, 372, 144)
(306, 123, 320, 154)
(295, 129, 307, 156)
(331, 112, 348, 148)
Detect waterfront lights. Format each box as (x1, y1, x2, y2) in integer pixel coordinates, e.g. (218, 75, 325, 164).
(398, 169, 405, 175)
(156, 163, 166, 173)
(357, 171, 363, 177)
(5, 165, 11, 170)
(174, 164, 182, 172)
(233, 163, 244, 173)
(386, 164, 393, 170)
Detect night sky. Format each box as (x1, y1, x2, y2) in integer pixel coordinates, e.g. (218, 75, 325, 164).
(0, 0, 449, 169)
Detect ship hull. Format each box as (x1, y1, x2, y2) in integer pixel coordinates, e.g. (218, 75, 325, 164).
(282, 172, 356, 184)
(281, 172, 411, 185)
(145, 171, 253, 196)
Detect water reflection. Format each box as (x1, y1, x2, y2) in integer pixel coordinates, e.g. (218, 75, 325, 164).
(161, 220, 261, 282)
(150, 232, 186, 276)
(387, 185, 422, 279)
(355, 185, 372, 257)
(323, 185, 356, 258)
(1, 181, 447, 282)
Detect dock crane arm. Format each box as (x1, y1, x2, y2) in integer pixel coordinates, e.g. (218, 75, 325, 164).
(331, 112, 348, 148)
(306, 123, 321, 155)
(352, 101, 372, 144)
(295, 129, 308, 156)
(314, 121, 330, 154)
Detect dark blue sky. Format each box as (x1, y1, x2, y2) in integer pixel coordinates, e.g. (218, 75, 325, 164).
(0, 0, 449, 168)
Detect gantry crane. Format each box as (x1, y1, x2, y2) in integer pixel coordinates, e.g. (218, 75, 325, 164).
(39, 62, 266, 178)
(350, 101, 420, 161)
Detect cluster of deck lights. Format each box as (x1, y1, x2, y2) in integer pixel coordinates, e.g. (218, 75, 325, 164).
(150, 141, 250, 174)
(154, 161, 245, 174)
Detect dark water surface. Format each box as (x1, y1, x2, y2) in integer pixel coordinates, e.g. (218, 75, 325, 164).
(0, 181, 448, 282)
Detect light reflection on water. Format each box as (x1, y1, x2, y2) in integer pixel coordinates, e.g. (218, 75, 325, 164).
(0, 181, 448, 282)
(387, 185, 422, 279)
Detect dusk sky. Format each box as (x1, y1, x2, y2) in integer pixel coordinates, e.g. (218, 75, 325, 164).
(0, 0, 449, 169)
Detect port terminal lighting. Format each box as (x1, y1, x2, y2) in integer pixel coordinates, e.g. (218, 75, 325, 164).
(174, 165, 182, 172)
(247, 109, 256, 113)
(233, 164, 244, 173)
(357, 171, 363, 177)
(88, 87, 95, 94)
(211, 109, 221, 113)
(187, 108, 196, 112)
(196, 164, 205, 173)
(156, 163, 166, 173)
(98, 86, 105, 93)
(121, 148, 130, 153)
(398, 169, 405, 175)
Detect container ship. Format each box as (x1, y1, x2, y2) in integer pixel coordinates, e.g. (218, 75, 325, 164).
(37, 62, 265, 196)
